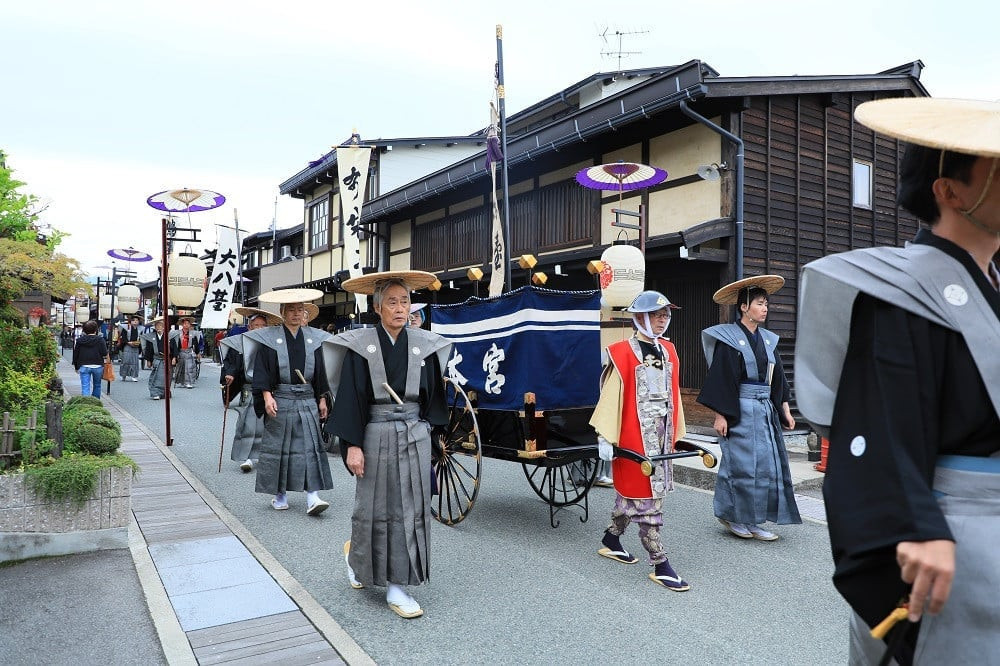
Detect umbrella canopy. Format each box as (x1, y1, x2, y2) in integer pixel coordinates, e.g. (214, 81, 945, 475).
(575, 162, 667, 192)
(146, 188, 226, 213)
(107, 247, 153, 262)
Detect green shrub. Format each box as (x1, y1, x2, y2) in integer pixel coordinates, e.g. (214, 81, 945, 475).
(65, 422, 121, 455)
(65, 395, 104, 409)
(0, 367, 49, 414)
(23, 453, 138, 505)
(0, 325, 58, 377)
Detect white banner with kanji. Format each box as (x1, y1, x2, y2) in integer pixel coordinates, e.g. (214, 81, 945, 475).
(201, 225, 243, 329)
(336, 145, 373, 312)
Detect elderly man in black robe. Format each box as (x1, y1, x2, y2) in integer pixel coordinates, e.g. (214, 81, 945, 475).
(324, 271, 451, 620)
(245, 289, 334, 515)
(796, 98, 1000, 664)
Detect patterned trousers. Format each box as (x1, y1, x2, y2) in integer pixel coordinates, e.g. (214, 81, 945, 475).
(607, 494, 667, 565)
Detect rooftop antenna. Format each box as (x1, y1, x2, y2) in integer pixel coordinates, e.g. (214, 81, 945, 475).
(597, 26, 648, 74)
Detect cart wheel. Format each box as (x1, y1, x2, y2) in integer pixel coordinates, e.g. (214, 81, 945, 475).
(431, 379, 482, 526)
(521, 456, 598, 507)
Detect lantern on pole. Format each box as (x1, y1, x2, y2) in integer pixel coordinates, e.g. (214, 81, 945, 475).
(598, 240, 645, 308)
(116, 283, 141, 314)
(168, 251, 207, 309)
(98, 285, 113, 320)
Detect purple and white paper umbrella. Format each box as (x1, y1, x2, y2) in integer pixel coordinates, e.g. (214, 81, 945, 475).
(575, 161, 667, 200)
(107, 247, 153, 262)
(146, 188, 226, 213)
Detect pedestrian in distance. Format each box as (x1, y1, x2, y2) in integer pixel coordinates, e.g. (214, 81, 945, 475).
(118, 316, 143, 382)
(325, 271, 452, 619)
(220, 308, 282, 473)
(174, 317, 203, 388)
(244, 289, 333, 515)
(697, 275, 801, 541)
(141, 316, 178, 400)
(72, 320, 109, 398)
(590, 290, 691, 591)
(795, 97, 1000, 664)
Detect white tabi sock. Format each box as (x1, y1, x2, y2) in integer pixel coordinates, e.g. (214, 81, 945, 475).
(306, 491, 320, 506)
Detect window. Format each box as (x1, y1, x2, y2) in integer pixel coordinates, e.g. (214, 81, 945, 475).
(308, 198, 329, 251)
(852, 159, 873, 210)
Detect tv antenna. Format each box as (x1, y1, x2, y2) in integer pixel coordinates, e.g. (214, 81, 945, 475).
(598, 26, 648, 73)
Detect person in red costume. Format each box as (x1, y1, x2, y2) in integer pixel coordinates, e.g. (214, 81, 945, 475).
(590, 290, 689, 591)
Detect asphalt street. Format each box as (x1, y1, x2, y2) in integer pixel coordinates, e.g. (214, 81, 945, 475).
(106, 360, 849, 665)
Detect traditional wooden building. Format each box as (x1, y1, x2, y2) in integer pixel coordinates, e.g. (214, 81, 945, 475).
(277, 60, 928, 392)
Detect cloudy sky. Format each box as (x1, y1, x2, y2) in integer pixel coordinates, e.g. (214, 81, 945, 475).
(4, 0, 997, 283)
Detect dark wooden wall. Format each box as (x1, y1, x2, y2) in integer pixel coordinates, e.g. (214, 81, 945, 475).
(741, 92, 921, 391)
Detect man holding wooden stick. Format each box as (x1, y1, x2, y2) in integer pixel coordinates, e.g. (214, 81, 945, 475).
(324, 271, 452, 619)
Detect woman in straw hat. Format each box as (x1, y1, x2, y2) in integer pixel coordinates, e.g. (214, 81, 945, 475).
(219, 307, 282, 473)
(242, 289, 334, 515)
(697, 275, 801, 542)
(796, 98, 1000, 664)
(323, 270, 452, 619)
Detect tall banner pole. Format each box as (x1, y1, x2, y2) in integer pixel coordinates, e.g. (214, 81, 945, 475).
(496, 24, 512, 294)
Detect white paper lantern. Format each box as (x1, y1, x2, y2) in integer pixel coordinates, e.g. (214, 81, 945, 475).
(168, 253, 207, 308)
(98, 286, 113, 320)
(76, 305, 89, 323)
(117, 283, 141, 314)
(598, 241, 645, 308)
(228, 302, 243, 324)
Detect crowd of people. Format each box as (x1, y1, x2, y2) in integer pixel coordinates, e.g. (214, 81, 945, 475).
(64, 97, 1000, 659)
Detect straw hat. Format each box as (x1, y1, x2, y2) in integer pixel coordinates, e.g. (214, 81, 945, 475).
(257, 288, 324, 304)
(234, 306, 283, 327)
(855, 98, 1000, 159)
(712, 275, 785, 305)
(341, 270, 437, 295)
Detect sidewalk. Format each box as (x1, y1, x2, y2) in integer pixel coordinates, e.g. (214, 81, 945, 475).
(0, 361, 372, 665)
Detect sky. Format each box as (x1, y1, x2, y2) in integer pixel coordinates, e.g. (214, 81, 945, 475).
(4, 0, 998, 284)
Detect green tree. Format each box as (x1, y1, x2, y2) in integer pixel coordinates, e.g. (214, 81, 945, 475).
(0, 150, 90, 323)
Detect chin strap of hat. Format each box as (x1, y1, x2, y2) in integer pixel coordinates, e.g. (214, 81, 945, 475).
(941, 153, 1000, 236)
(633, 312, 669, 340)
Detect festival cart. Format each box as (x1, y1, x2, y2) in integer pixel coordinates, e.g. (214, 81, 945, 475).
(429, 286, 716, 527)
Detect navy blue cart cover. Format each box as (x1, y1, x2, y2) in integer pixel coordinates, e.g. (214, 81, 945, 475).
(431, 287, 602, 411)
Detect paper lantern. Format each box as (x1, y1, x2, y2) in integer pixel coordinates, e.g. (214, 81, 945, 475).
(168, 253, 207, 308)
(228, 302, 243, 324)
(598, 241, 645, 308)
(76, 304, 89, 322)
(98, 286, 113, 320)
(117, 284, 141, 314)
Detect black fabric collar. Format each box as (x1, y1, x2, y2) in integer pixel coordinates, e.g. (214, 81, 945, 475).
(913, 228, 1000, 319)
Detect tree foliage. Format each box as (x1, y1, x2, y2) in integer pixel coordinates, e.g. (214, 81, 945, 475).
(0, 150, 90, 320)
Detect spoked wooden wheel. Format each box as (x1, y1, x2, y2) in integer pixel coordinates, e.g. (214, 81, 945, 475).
(431, 379, 482, 526)
(521, 456, 598, 507)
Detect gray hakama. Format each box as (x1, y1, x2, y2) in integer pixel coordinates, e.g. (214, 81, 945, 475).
(702, 324, 800, 526)
(245, 325, 333, 495)
(142, 331, 179, 399)
(175, 348, 198, 385)
(119, 327, 142, 380)
(324, 327, 452, 588)
(219, 335, 264, 463)
(848, 455, 1000, 664)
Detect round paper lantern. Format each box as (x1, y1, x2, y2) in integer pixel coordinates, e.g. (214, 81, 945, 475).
(117, 283, 141, 314)
(168, 253, 207, 308)
(76, 304, 89, 323)
(98, 286, 113, 320)
(598, 241, 645, 308)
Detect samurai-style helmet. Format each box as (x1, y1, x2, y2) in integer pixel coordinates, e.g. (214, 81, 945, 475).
(626, 290, 680, 313)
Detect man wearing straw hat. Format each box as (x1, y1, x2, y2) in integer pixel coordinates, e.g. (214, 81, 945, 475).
(796, 98, 1000, 663)
(242, 289, 334, 515)
(219, 307, 282, 473)
(697, 275, 801, 541)
(324, 270, 452, 619)
(174, 316, 204, 389)
(141, 316, 179, 400)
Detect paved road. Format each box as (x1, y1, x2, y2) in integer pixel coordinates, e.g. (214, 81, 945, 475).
(107, 362, 849, 665)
